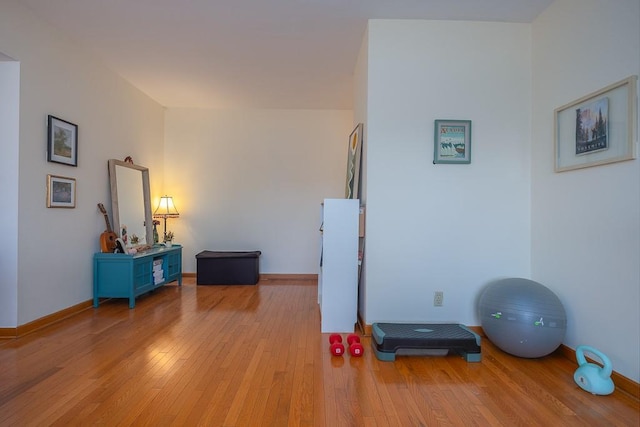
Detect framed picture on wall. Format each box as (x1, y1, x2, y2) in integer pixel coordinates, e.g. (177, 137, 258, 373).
(47, 174, 76, 208)
(47, 115, 78, 166)
(554, 75, 637, 172)
(433, 119, 472, 164)
(345, 123, 363, 199)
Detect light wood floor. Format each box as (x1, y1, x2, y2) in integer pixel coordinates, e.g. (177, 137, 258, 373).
(0, 277, 638, 426)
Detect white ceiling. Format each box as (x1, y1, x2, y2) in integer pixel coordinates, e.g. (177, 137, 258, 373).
(20, 0, 553, 110)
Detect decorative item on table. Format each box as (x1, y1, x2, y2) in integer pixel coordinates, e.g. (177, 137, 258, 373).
(153, 195, 180, 243)
(130, 234, 139, 245)
(164, 231, 174, 247)
(152, 220, 160, 244)
(120, 225, 128, 246)
(115, 238, 126, 253)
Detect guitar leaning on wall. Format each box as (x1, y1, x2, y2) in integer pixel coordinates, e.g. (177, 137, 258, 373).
(97, 203, 118, 253)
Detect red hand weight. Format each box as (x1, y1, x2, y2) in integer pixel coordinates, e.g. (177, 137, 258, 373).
(329, 334, 343, 344)
(329, 334, 344, 356)
(347, 334, 360, 345)
(349, 342, 364, 357)
(347, 333, 364, 357)
(330, 342, 345, 356)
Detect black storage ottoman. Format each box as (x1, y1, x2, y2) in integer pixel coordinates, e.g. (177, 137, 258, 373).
(196, 251, 261, 285)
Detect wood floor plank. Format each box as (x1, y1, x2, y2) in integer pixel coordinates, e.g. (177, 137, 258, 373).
(224, 338, 268, 425)
(0, 277, 637, 426)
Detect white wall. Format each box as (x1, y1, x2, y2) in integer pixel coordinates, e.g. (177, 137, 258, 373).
(0, 1, 165, 326)
(164, 108, 353, 273)
(531, 0, 640, 382)
(363, 20, 532, 325)
(0, 60, 20, 327)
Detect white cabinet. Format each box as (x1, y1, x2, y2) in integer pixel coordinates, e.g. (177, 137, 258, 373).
(318, 198, 359, 333)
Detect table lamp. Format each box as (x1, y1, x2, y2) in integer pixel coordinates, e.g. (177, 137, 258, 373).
(153, 195, 179, 242)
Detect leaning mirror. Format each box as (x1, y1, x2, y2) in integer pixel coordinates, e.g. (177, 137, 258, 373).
(108, 159, 153, 247)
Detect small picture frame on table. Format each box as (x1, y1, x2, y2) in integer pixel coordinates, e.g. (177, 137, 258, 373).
(47, 115, 78, 166)
(47, 174, 76, 208)
(434, 120, 472, 164)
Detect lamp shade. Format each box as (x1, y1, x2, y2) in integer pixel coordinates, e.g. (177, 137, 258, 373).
(153, 196, 179, 218)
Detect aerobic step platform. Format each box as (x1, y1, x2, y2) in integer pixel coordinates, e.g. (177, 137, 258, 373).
(371, 323, 482, 362)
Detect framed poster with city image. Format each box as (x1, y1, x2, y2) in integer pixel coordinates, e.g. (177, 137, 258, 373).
(554, 75, 637, 172)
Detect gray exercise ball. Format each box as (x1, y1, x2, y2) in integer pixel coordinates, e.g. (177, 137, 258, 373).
(478, 278, 566, 358)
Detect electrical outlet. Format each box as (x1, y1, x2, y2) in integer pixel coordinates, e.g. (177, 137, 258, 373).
(434, 291, 444, 307)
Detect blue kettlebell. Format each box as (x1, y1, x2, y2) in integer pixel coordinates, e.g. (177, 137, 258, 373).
(574, 345, 614, 395)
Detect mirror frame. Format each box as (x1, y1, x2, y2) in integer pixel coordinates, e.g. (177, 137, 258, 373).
(107, 159, 153, 246)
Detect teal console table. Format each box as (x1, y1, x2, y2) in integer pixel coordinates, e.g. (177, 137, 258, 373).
(93, 245, 182, 308)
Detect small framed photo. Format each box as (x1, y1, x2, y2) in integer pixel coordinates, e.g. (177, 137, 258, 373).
(554, 76, 637, 172)
(434, 119, 472, 164)
(47, 174, 76, 208)
(47, 115, 78, 166)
